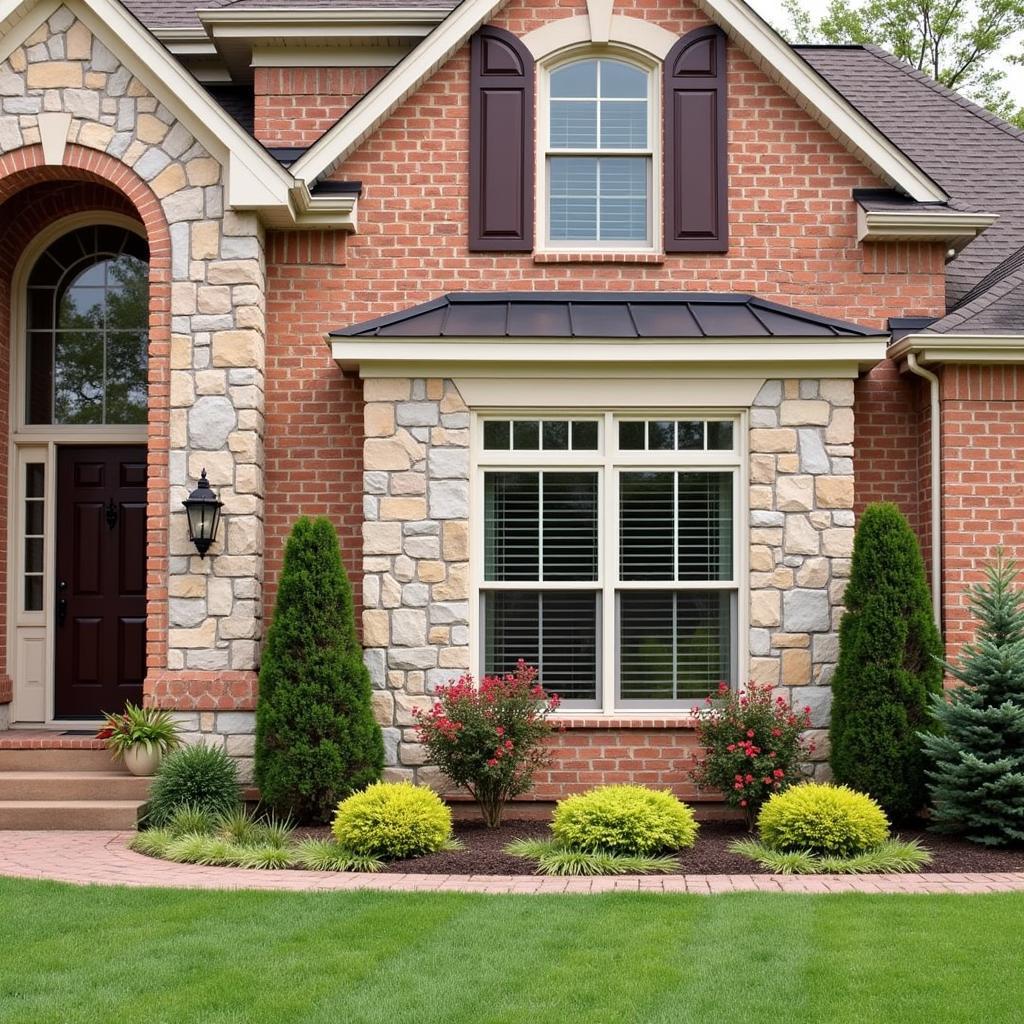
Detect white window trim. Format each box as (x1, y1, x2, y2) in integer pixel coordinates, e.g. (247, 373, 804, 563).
(536, 46, 662, 255)
(470, 409, 749, 716)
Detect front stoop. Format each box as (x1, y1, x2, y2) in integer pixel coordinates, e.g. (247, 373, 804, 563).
(0, 737, 149, 830)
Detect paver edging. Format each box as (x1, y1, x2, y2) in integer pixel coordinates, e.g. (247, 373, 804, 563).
(0, 832, 1022, 895)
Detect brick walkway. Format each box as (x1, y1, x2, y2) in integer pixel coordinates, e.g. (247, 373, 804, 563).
(1, 832, 1023, 894)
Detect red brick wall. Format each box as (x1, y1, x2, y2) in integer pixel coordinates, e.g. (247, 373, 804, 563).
(263, 231, 365, 618)
(531, 722, 705, 802)
(321, 0, 946, 328)
(939, 365, 1024, 657)
(259, 0, 950, 796)
(254, 68, 389, 147)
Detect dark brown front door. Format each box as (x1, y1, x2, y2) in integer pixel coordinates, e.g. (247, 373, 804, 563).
(55, 446, 147, 719)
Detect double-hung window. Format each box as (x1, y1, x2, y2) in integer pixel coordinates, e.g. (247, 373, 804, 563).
(478, 414, 741, 711)
(545, 57, 654, 247)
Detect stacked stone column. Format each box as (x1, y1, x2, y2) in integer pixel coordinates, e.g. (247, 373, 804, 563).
(748, 378, 855, 773)
(360, 378, 470, 785)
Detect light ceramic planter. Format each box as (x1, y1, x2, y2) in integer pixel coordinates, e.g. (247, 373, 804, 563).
(122, 745, 163, 777)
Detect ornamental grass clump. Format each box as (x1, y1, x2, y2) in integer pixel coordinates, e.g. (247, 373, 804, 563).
(144, 744, 241, 827)
(413, 661, 560, 827)
(331, 781, 454, 859)
(690, 682, 812, 829)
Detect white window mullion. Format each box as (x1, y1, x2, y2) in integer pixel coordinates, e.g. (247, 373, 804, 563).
(603, 411, 616, 714)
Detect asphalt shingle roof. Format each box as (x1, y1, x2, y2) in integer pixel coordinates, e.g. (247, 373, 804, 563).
(122, 0, 458, 29)
(799, 44, 1024, 318)
(332, 292, 887, 338)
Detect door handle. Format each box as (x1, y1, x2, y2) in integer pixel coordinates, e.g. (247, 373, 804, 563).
(57, 580, 67, 627)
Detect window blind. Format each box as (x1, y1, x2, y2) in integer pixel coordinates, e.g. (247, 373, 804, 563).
(484, 591, 599, 702)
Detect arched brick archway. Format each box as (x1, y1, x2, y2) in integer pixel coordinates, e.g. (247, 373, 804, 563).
(0, 145, 172, 717)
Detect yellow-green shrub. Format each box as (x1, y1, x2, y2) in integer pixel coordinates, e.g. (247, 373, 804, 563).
(758, 783, 890, 856)
(332, 781, 452, 859)
(552, 785, 699, 855)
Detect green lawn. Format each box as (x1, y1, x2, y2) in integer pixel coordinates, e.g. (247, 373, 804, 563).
(1, 878, 1021, 1023)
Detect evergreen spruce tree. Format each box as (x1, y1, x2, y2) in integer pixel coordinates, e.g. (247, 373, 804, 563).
(830, 503, 943, 820)
(255, 516, 383, 822)
(922, 556, 1024, 846)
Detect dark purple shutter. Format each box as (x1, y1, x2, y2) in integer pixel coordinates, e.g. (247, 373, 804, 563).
(664, 26, 728, 253)
(469, 26, 534, 252)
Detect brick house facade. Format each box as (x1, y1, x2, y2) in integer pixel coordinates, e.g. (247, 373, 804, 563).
(0, 0, 1020, 807)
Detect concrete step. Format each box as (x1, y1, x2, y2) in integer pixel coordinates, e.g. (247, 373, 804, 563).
(0, 748, 118, 771)
(0, 771, 151, 802)
(0, 799, 144, 830)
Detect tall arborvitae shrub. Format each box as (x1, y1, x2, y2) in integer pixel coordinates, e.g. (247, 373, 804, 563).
(830, 502, 943, 820)
(922, 557, 1024, 846)
(255, 516, 383, 822)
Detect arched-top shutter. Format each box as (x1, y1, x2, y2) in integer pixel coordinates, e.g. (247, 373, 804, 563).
(469, 26, 534, 252)
(664, 26, 728, 253)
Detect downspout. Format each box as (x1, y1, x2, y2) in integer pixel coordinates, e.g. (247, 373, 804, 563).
(905, 352, 942, 629)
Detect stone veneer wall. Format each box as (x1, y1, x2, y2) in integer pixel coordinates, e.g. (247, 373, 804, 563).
(360, 378, 470, 786)
(0, 10, 267, 687)
(360, 375, 854, 789)
(749, 379, 855, 775)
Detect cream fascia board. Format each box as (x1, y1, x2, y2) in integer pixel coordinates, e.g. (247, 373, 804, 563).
(698, 0, 945, 203)
(293, 0, 947, 199)
(291, 0, 508, 182)
(0, 0, 361, 227)
(330, 336, 888, 374)
(890, 333, 1024, 364)
(858, 208, 998, 245)
(455, 377, 766, 407)
(5, 0, 296, 210)
(251, 45, 414, 69)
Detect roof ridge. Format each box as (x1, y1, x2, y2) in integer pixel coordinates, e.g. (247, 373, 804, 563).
(858, 44, 1024, 146)
(952, 242, 1024, 311)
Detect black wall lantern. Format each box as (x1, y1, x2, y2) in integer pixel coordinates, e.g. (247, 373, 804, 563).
(182, 469, 223, 558)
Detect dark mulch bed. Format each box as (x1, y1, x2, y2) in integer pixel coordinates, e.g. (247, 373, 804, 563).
(298, 820, 1024, 875)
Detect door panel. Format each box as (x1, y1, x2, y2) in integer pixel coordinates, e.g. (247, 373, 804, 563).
(55, 446, 147, 718)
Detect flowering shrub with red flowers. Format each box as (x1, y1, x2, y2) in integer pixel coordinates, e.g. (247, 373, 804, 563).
(690, 682, 812, 829)
(413, 661, 560, 827)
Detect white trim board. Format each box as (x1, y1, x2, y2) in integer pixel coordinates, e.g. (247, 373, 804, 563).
(292, 0, 947, 202)
(0, 0, 356, 228)
(330, 336, 888, 376)
(889, 333, 1024, 364)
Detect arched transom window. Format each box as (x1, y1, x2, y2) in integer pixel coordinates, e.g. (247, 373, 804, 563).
(545, 56, 654, 247)
(26, 224, 149, 426)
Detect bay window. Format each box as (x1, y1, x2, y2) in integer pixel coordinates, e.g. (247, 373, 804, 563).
(478, 413, 741, 711)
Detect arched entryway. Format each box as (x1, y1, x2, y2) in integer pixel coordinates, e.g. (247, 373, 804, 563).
(0, 155, 172, 727)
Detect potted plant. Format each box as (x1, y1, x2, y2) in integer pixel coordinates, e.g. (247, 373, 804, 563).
(97, 703, 180, 777)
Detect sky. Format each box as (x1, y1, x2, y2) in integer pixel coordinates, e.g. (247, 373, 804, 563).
(748, 0, 1024, 107)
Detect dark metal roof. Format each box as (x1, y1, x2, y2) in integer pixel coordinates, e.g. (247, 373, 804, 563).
(332, 292, 886, 339)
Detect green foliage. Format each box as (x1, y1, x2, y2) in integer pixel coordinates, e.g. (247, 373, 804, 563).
(830, 502, 944, 819)
(730, 837, 933, 874)
(215, 806, 265, 846)
(331, 781, 453, 859)
(293, 839, 384, 873)
(165, 803, 218, 838)
(551, 785, 699, 855)
(99, 702, 180, 758)
(504, 838, 678, 876)
(413, 663, 559, 827)
(145, 744, 241, 826)
(128, 829, 174, 859)
(922, 556, 1024, 846)
(690, 682, 811, 827)
(777, 0, 1024, 125)
(758, 783, 891, 856)
(256, 516, 384, 823)
(234, 846, 295, 870)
